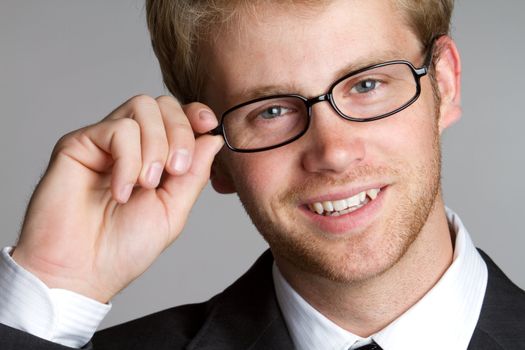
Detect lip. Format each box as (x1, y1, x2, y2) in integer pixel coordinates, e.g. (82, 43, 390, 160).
(300, 185, 388, 235)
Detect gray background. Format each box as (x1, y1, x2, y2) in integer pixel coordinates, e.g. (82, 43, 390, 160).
(0, 1, 523, 329)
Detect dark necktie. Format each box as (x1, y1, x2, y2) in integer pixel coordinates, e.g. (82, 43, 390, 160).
(354, 341, 383, 350)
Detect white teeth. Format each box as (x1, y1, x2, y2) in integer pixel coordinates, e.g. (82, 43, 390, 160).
(367, 188, 380, 200)
(346, 193, 361, 207)
(308, 188, 381, 216)
(322, 201, 334, 212)
(333, 199, 347, 211)
(313, 202, 324, 215)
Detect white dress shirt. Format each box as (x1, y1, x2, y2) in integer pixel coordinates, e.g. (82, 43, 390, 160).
(0, 208, 487, 349)
(273, 208, 488, 350)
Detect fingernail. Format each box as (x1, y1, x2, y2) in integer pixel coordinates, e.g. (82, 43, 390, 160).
(146, 162, 163, 187)
(170, 149, 190, 174)
(199, 110, 217, 124)
(119, 184, 134, 203)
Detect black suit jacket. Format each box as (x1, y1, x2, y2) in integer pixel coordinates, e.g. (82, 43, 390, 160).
(1, 250, 524, 349)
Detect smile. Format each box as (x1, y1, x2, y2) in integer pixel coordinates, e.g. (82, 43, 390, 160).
(307, 188, 381, 217)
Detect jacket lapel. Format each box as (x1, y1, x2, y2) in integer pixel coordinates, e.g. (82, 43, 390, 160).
(187, 250, 295, 350)
(467, 250, 525, 349)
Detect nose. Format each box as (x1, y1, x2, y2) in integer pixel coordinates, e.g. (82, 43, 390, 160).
(300, 102, 366, 174)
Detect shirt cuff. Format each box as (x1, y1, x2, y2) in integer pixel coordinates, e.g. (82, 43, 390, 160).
(0, 246, 111, 348)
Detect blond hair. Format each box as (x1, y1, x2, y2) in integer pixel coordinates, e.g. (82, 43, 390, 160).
(146, 0, 454, 104)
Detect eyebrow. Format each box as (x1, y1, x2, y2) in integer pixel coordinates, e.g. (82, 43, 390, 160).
(226, 49, 407, 105)
(332, 49, 404, 82)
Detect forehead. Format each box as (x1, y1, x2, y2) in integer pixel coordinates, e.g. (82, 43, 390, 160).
(203, 0, 420, 111)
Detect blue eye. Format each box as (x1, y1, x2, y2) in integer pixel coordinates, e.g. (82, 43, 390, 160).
(259, 106, 291, 119)
(352, 79, 380, 93)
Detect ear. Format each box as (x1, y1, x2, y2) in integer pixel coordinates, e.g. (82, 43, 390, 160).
(434, 36, 462, 133)
(210, 152, 236, 194)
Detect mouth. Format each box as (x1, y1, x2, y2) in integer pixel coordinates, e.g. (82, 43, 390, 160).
(306, 187, 382, 217)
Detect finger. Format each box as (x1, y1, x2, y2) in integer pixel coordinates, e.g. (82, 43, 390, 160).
(156, 96, 196, 176)
(158, 134, 224, 232)
(108, 95, 170, 189)
(82, 118, 142, 203)
(182, 102, 220, 135)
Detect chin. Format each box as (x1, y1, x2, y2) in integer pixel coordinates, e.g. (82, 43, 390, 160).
(265, 222, 415, 284)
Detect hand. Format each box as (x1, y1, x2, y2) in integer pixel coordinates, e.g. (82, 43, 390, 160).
(11, 95, 223, 303)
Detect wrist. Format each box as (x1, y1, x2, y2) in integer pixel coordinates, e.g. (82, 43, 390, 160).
(11, 247, 112, 303)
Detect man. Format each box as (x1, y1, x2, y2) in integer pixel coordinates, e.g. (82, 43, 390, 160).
(0, 0, 523, 349)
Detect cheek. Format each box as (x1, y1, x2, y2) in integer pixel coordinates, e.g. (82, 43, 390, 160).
(370, 96, 439, 165)
(227, 151, 297, 202)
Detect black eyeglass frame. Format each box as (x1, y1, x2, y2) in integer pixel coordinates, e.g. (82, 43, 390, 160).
(210, 40, 437, 153)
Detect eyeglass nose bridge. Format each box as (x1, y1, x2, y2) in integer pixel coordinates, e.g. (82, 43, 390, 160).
(305, 93, 332, 108)
(303, 92, 339, 119)
(303, 92, 348, 124)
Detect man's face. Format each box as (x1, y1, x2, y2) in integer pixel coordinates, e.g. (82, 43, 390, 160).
(204, 0, 457, 283)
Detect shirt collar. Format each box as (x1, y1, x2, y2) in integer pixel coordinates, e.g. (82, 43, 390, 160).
(272, 208, 488, 350)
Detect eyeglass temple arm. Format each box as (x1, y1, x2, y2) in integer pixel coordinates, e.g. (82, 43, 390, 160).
(423, 34, 445, 68)
(208, 125, 223, 136)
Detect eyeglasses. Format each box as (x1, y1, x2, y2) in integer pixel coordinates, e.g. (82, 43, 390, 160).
(210, 44, 435, 153)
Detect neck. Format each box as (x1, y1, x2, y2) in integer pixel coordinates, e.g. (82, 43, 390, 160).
(275, 198, 454, 337)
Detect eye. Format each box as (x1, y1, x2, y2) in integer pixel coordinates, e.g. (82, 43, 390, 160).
(351, 79, 381, 94)
(258, 106, 294, 119)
